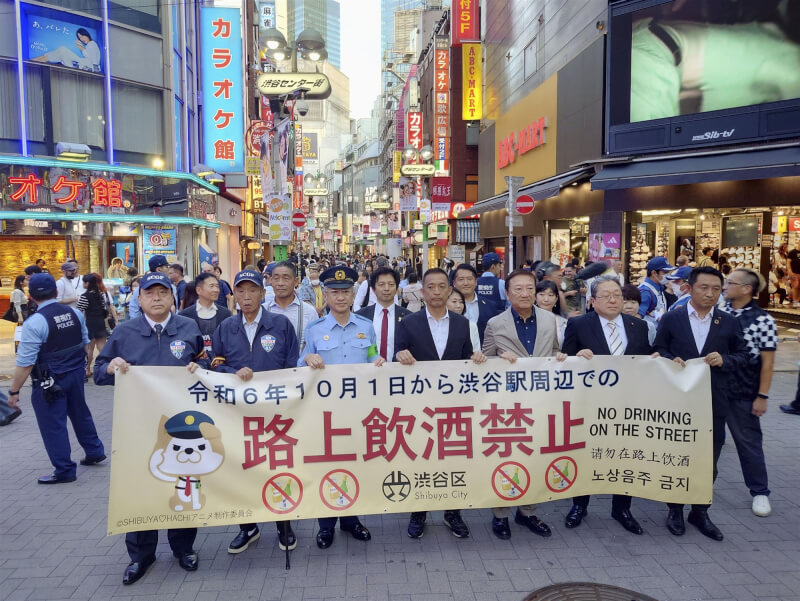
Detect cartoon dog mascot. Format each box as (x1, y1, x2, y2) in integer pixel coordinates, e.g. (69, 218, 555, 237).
(149, 411, 225, 511)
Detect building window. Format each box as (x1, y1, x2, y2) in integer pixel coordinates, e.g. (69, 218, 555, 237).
(51, 69, 105, 149)
(111, 82, 163, 155)
(524, 38, 537, 80)
(466, 174, 478, 203)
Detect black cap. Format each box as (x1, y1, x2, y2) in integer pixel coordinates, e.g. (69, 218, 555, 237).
(321, 266, 358, 289)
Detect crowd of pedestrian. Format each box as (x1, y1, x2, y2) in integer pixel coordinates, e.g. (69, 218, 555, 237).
(1, 248, 790, 585)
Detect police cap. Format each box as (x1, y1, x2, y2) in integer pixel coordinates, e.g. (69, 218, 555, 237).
(321, 265, 358, 289)
(28, 273, 57, 298)
(164, 411, 215, 439)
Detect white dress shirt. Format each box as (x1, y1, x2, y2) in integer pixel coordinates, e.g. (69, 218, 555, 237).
(464, 294, 479, 323)
(144, 313, 171, 332)
(263, 294, 317, 348)
(196, 301, 218, 319)
(426, 308, 450, 359)
(598, 314, 628, 354)
(372, 303, 396, 362)
(353, 280, 377, 309)
(242, 308, 263, 345)
(687, 301, 712, 354)
(56, 276, 81, 307)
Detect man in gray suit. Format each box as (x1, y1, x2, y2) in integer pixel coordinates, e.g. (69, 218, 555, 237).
(482, 269, 567, 540)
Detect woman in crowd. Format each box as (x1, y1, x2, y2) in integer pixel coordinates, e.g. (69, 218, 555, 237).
(535, 280, 567, 347)
(621, 284, 657, 345)
(180, 280, 198, 310)
(93, 273, 118, 333)
(400, 271, 423, 312)
(77, 274, 109, 379)
(446, 288, 481, 354)
(10, 275, 28, 353)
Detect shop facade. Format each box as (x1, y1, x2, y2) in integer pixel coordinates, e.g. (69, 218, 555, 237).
(0, 156, 221, 286)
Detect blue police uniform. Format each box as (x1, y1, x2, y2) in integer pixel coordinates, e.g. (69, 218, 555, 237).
(298, 266, 376, 544)
(16, 298, 104, 480)
(212, 273, 299, 550)
(476, 272, 506, 316)
(93, 273, 208, 570)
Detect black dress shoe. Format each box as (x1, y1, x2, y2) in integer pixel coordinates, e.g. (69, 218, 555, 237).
(564, 505, 587, 529)
(80, 454, 106, 466)
(341, 521, 371, 541)
(0, 407, 21, 426)
(316, 528, 334, 549)
(38, 474, 76, 484)
(666, 508, 685, 536)
(277, 521, 297, 550)
(408, 512, 426, 539)
(122, 554, 155, 585)
(491, 517, 511, 540)
(174, 551, 198, 571)
(611, 509, 643, 535)
(515, 511, 552, 537)
(780, 404, 800, 415)
(228, 526, 260, 554)
(687, 510, 723, 541)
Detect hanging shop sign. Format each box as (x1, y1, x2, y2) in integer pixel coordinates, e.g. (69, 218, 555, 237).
(246, 121, 271, 155)
(451, 0, 478, 45)
(407, 111, 423, 150)
(432, 177, 452, 205)
(304, 188, 328, 196)
(255, 73, 332, 99)
(257, 0, 275, 31)
(393, 151, 402, 183)
(401, 164, 435, 176)
(302, 132, 319, 161)
(462, 43, 482, 120)
(434, 36, 450, 176)
(200, 7, 244, 173)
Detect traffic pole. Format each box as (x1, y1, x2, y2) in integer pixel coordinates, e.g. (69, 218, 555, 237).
(505, 176, 524, 273)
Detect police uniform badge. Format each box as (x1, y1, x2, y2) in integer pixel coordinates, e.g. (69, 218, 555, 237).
(170, 340, 186, 359)
(335, 269, 345, 280)
(261, 334, 276, 352)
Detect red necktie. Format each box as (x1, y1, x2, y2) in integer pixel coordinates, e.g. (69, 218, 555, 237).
(184, 477, 191, 496)
(380, 308, 389, 359)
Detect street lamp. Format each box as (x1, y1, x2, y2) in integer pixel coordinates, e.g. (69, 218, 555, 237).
(261, 27, 327, 71)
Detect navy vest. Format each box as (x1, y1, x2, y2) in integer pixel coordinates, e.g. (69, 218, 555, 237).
(37, 302, 85, 373)
(476, 273, 504, 315)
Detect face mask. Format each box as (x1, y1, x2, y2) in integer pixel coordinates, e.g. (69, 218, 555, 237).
(310, 279, 320, 286)
(669, 282, 683, 296)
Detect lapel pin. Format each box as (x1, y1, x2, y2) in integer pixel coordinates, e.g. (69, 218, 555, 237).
(713, 318, 720, 325)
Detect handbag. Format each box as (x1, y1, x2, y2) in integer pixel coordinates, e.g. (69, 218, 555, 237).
(2, 304, 18, 323)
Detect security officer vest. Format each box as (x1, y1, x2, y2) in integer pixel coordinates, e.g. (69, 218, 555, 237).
(36, 302, 85, 373)
(476, 273, 504, 315)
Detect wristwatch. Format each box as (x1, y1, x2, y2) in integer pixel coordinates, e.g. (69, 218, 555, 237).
(8, 390, 20, 396)
(756, 393, 769, 400)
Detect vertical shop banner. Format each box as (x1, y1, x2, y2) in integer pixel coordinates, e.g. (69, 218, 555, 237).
(275, 120, 290, 195)
(257, 0, 275, 31)
(142, 226, 177, 263)
(107, 358, 713, 535)
(435, 37, 450, 176)
(462, 43, 483, 120)
(407, 112, 423, 150)
(267, 194, 292, 242)
(201, 7, 244, 173)
(294, 123, 304, 210)
(432, 176, 452, 212)
(259, 132, 274, 197)
(393, 150, 402, 183)
(451, 0, 478, 45)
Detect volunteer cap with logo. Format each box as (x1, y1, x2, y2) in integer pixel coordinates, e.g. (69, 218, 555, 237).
(234, 269, 263, 287)
(139, 272, 172, 290)
(28, 273, 57, 296)
(482, 252, 502, 268)
(321, 266, 358, 289)
(666, 266, 693, 281)
(646, 256, 676, 273)
(264, 262, 277, 276)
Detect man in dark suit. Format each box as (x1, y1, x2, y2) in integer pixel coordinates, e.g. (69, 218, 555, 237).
(562, 275, 653, 535)
(356, 266, 411, 361)
(654, 266, 749, 541)
(395, 268, 485, 539)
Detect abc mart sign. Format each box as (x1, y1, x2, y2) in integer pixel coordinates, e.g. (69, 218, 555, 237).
(256, 73, 332, 99)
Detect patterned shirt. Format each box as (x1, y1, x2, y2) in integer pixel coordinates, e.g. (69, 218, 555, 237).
(722, 300, 778, 358)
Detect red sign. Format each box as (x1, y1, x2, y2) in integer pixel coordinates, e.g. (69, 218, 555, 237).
(434, 37, 450, 174)
(450, 202, 478, 220)
(452, 0, 478, 45)
(515, 194, 535, 215)
(9, 172, 125, 208)
(432, 177, 451, 204)
(789, 217, 800, 232)
(246, 121, 271, 155)
(407, 111, 423, 150)
(291, 210, 306, 228)
(497, 116, 549, 169)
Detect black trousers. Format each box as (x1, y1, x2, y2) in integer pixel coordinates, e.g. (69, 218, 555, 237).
(238, 520, 290, 532)
(791, 371, 800, 410)
(572, 494, 631, 511)
(726, 398, 769, 496)
(125, 528, 196, 562)
(667, 414, 725, 513)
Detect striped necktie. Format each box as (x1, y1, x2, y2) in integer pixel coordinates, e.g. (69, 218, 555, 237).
(607, 321, 622, 355)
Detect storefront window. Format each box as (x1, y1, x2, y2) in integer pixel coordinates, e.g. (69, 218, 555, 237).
(109, 0, 160, 33)
(111, 82, 163, 157)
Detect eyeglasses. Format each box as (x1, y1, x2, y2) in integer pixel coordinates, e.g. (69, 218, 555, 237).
(595, 293, 623, 301)
(725, 281, 749, 287)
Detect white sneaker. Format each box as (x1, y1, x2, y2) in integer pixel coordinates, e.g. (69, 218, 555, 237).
(752, 495, 771, 517)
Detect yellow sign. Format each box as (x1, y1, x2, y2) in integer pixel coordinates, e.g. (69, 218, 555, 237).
(107, 358, 713, 534)
(393, 151, 402, 183)
(245, 156, 261, 176)
(462, 43, 482, 120)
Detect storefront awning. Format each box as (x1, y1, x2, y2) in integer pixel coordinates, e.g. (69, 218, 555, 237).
(0, 211, 219, 228)
(460, 166, 595, 217)
(456, 220, 480, 243)
(590, 146, 800, 190)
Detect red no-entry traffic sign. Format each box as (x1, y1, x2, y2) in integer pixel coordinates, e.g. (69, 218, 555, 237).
(515, 194, 534, 215)
(291, 211, 306, 228)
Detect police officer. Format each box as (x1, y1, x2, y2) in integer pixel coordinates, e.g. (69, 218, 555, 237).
(211, 269, 299, 555)
(299, 265, 386, 549)
(7, 273, 105, 483)
(638, 257, 676, 327)
(94, 271, 208, 585)
(476, 252, 507, 320)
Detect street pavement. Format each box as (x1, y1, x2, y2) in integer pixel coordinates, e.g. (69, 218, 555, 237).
(1, 321, 800, 601)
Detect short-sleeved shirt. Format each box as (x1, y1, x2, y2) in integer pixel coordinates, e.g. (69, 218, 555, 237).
(16, 299, 89, 367)
(298, 312, 376, 366)
(722, 300, 778, 359)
